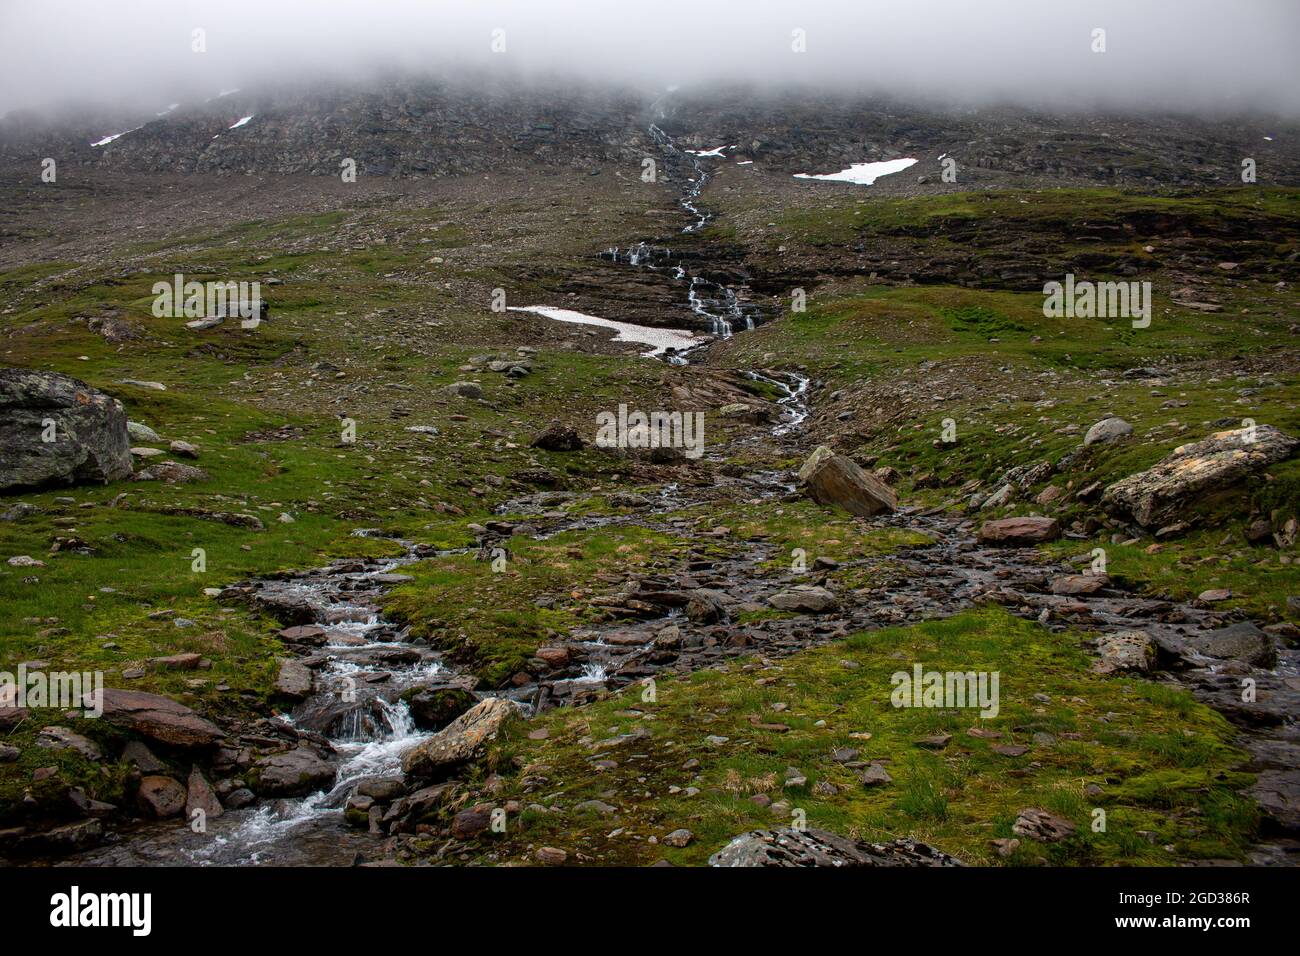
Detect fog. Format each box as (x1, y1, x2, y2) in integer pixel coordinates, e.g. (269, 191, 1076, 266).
(2, 0, 1298, 116)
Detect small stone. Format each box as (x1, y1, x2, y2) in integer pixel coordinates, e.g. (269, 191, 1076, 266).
(662, 828, 694, 848)
(860, 763, 893, 787)
(536, 846, 567, 865)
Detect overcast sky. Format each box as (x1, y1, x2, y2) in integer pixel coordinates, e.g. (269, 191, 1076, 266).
(2, 0, 1298, 116)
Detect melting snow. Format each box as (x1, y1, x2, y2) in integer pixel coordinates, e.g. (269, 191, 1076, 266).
(507, 306, 698, 358)
(90, 126, 143, 147)
(794, 157, 919, 185)
(689, 145, 734, 157)
(229, 114, 255, 129)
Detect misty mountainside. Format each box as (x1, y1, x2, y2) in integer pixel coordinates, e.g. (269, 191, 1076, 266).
(4, 77, 1299, 187)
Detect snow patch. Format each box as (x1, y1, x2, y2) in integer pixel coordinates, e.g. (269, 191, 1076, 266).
(794, 157, 918, 185)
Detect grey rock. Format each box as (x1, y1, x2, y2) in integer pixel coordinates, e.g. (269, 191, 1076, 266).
(709, 827, 963, 867)
(0, 368, 133, 492)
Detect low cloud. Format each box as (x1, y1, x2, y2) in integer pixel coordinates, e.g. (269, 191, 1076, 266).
(2, 0, 1297, 116)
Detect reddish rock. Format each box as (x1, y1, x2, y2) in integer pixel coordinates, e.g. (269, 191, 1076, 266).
(136, 775, 186, 818)
(977, 516, 1061, 546)
(94, 689, 224, 748)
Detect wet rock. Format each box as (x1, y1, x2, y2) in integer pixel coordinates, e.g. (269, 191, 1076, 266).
(402, 685, 478, 731)
(136, 775, 187, 818)
(977, 516, 1060, 546)
(1184, 622, 1277, 668)
(5, 818, 103, 856)
(401, 697, 521, 780)
(1101, 424, 1299, 528)
(709, 828, 963, 867)
(768, 585, 839, 613)
(1084, 417, 1132, 445)
(797, 445, 898, 517)
(0, 368, 133, 492)
(224, 788, 255, 809)
(1094, 630, 1157, 674)
(95, 688, 224, 748)
(686, 588, 728, 623)
(355, 775, 406, 802)
(1012, 807, 1076, 843)
(251, 747, 336, 797)
(1050, 573, 1108, 595)
(186, 766, 224, 820)
(530, 421, 585, 451)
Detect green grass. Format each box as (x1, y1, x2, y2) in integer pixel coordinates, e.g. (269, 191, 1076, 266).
(459, 608, 1257, 866)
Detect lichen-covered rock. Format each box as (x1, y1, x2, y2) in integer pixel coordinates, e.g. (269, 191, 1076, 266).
(0, 367, 132, 492)
(1094, 630, 1157, 674)
(798, 445, 897, 517)
(709, 827, 963, 867)
(1101, 425, 1299, 528)
(401, 697, 520, 780)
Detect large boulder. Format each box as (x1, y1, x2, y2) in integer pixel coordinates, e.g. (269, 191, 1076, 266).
(1101, 425, 1299, 528)
(1184, 621, 1277, 668)
(401, 697, 520, 780)
(977, 516, 1060, 546)
(768, 585, 839, 613)
(1083, 416, 1132, 446)
(0, 367, 133, 492)
(251, 747, 336, 796)
(93, 688, 224, 749)
(709, 828, 963, 867)
(797, 445, 897, 517)
(531, 421, 585, 452)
